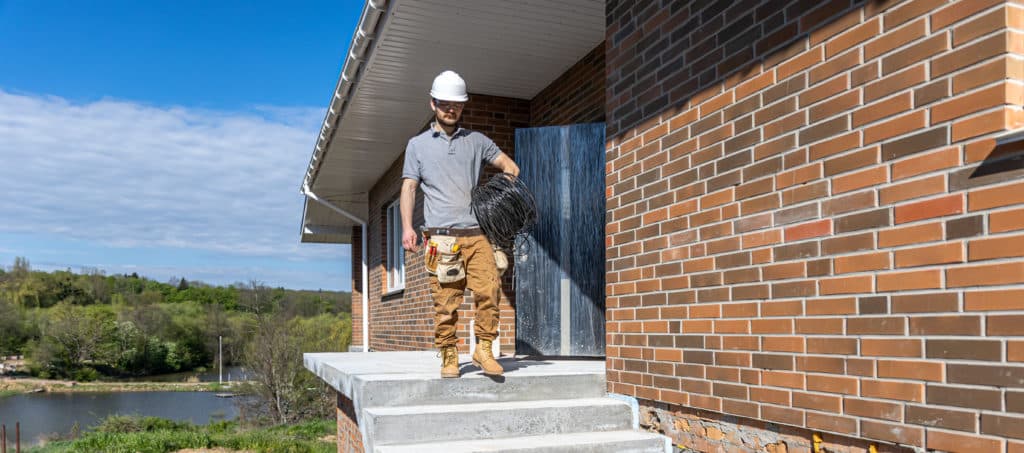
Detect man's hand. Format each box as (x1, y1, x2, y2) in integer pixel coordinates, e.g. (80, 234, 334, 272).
(402, 228, 420, 252)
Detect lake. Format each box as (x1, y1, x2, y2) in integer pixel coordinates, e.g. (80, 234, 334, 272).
(0, 391, 240, 446)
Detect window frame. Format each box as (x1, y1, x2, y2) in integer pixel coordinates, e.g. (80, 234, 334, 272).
(385, 199, 405, 292)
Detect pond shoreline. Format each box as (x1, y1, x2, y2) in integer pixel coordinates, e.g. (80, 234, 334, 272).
(0, 377, 243, 396)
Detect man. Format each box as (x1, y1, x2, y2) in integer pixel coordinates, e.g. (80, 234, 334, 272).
(400, 70, 520, 378)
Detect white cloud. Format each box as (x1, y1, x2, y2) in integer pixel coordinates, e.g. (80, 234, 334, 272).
(0, 90, 345, 263)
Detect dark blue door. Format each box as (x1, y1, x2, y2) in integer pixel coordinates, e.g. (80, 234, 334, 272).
(514, 123, 606, 357)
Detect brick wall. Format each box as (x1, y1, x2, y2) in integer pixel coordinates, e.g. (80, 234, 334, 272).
(350, 225, 363, 350)
(605, 0, 1024, 451)
(361, 94, 529, 353)
(531, 42, 607, 127)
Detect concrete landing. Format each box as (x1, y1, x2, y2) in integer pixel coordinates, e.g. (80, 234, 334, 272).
(304, 351, 668, 453)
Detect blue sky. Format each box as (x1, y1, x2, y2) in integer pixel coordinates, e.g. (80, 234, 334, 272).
(0, 1, 362, 290)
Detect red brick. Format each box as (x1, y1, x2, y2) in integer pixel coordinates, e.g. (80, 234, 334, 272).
(877, 269, 942, 291)
(864, 110, 928, 144)
(862, 378, 924, 402)
(833, 165, 888, 194)
(970, 234, 1024, 261)
(834, 252, 891, 274)
(878, 222, 944, 247)
(853, 92, 913, 127)
(960, 107, 1010, 144)
(878, 359, 943, 381)
(819, 276, 873, 295)
(965, 289, 1024, 311)
(970, 181, 1024, 211)
(927, 430, 1003, 453)
(894, 194, 964, 223)
(879, 174, 946, 204)
(991, 208, 1024, 233)
(865, 17, 927, 59)
(947, 262, 1024, 287)
(894, 242, 964, 268)
(862, 338, 922, 357)
(785, 219, 832, 242)
(931, 83, 1007, 124)
(891, 147, 960, 180)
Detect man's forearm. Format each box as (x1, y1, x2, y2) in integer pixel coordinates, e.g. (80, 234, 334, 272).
(400, 181, 416, 231)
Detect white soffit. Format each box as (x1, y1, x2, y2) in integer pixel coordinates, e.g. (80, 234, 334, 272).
(301, 0, 604, 244)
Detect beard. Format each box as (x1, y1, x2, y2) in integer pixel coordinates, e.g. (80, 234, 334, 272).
(435, 110, 460, 127)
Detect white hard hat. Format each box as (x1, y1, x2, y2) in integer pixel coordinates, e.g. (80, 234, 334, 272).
(430, 70, 469, 102)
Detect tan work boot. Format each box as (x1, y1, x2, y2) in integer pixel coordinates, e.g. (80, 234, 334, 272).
(440, 345, 459, 378)
(472, 339, 504, 376)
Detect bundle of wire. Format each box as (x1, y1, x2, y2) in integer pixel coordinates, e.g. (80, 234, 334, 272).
(471, 173, 538, 251)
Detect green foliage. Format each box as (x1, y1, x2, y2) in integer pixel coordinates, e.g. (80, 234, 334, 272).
(0, 257, 352, 380)
(29, 416, 334, 453)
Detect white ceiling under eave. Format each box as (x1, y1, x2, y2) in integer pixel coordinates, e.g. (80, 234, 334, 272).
(300, 0, 604, 244)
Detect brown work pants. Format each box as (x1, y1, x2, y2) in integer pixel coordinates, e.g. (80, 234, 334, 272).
(430, 234, 500, 347)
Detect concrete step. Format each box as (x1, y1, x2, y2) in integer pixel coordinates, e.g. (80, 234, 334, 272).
(363, 398, 634, 448)
(355, 369, 606, 408)
(374, 429, 671, 453)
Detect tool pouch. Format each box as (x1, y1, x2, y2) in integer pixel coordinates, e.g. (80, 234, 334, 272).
(493, 248, 508, 276)
(432, 235, 465, 284)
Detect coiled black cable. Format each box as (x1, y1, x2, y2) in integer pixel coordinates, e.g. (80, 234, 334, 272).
(471, 173, 538, 251)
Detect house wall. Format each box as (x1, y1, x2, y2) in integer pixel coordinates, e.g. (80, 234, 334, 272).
(531, 42, 607, 127)
(605, 0, 1024, 451)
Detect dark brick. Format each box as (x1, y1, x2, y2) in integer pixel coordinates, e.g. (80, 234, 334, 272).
(928, 384, 1002, 410)
(752, 353, 795, 370)
(834, 208, 892, 233)
(774, 202, 820, 225)
(914, 79, 948, 106)
(648, 335, 676, 347)
(859, 296, 889, 314)
(881, 127, 949, 161)
(848, 317, 906, 335)
(806, 259, 831, 277)
(684, 350, 715, 364)
(800, 116, 850, 145)
(775, 242, 820, 261)
(1008, 391, 1024, 413)
(906, 405, 977, 432)
(949, 153, 1024, 191)
(677, 335, 705, 349)
(713, 382, 749, 400)
(982, 413, 1024, 440)
(821, 232, 874, 255)
(946, 215, 984, 240)
(927, 339, 1002, 361)
(891, 293, 959, 313)
(715, 251, 752, 269)
(742, 157, 783, 183)
(948, 364, 1024, 388)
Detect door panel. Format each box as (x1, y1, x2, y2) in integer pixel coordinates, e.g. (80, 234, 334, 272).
(514, 123, 606, 357)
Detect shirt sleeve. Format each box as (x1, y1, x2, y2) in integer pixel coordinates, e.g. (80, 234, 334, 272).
(480, 135, 500, 164)
(401, 139, 421, 182)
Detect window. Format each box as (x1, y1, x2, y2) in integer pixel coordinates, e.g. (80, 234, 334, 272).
(385, 200, 405, 291)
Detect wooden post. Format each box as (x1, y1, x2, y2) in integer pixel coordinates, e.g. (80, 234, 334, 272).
(13, 422, 17, 453)
(2, 423, 7, 453)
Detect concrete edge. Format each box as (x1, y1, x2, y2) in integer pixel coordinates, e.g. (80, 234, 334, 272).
(606, 392, 640, 430)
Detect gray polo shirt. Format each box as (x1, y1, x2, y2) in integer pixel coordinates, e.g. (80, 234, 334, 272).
(402, 123, 501, 228)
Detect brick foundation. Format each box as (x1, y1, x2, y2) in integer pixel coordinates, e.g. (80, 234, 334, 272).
(336, 393, 363, 453)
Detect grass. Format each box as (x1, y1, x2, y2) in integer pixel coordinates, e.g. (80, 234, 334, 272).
(28, 416, 335, 453)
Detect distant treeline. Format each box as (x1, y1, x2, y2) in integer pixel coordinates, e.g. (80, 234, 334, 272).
(0, 257, 352, 387)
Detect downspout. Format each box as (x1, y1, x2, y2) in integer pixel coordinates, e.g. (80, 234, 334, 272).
(302, 185, 370, 352)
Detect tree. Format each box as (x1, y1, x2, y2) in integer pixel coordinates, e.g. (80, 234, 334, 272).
(241, 312, 350, 424)
(32, 303, 116, 376)
(177, 277, 189, 291)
